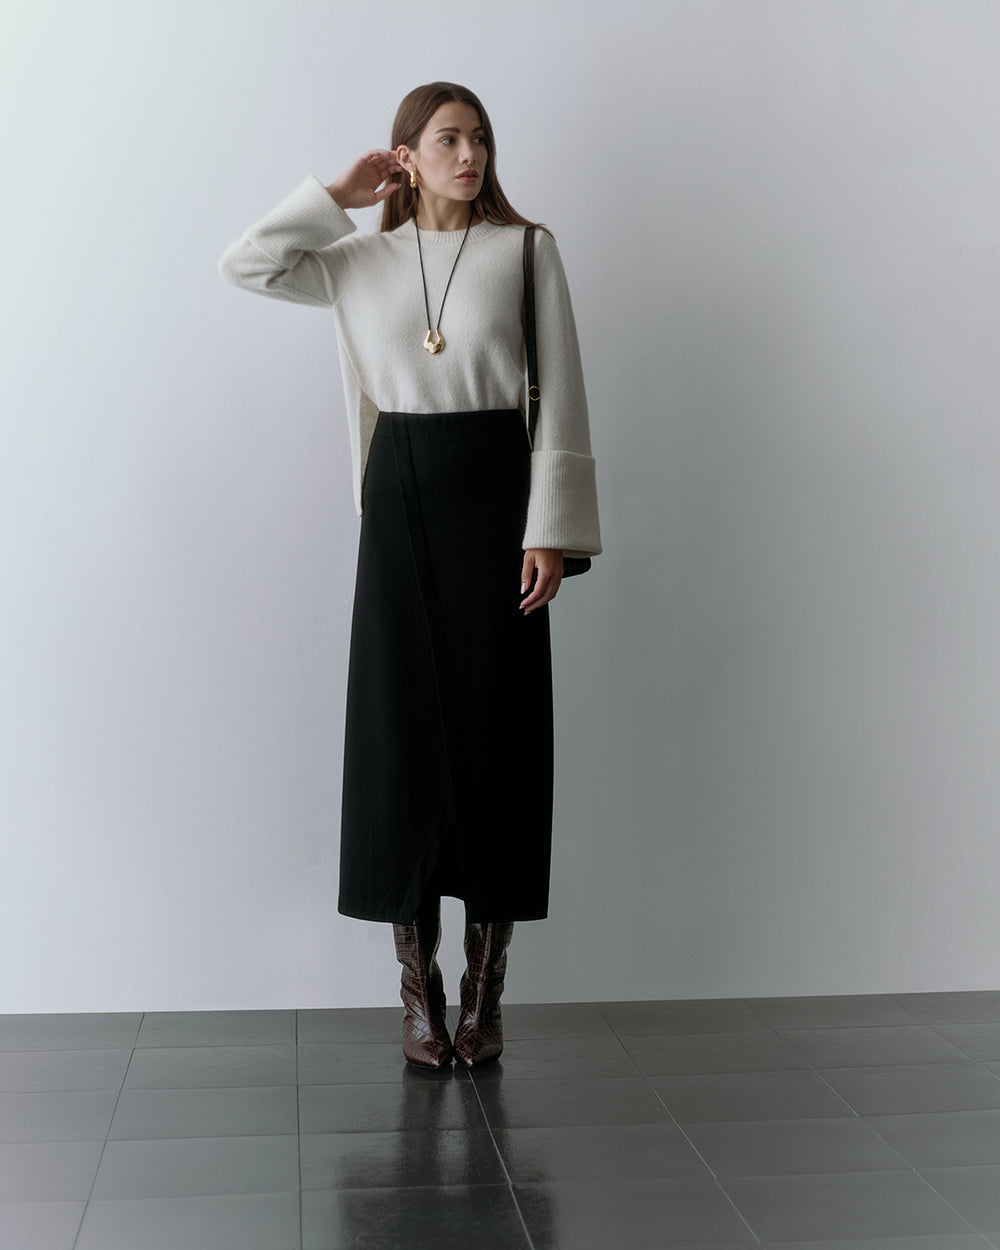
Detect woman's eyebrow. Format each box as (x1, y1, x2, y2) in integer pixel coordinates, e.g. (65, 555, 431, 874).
(434, 126, 486, 134)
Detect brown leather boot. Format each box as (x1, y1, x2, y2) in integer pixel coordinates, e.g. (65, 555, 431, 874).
(454, 921, 515, 1066)
(392, 896, 453, 1069)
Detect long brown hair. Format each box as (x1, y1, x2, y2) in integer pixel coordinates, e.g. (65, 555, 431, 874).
(380, 82, 549, 236)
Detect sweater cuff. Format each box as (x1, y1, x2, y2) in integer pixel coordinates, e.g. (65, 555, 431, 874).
(248, 174, 357, 257)
(522, 449, 602, 556)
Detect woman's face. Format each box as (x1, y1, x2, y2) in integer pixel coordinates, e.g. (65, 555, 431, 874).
(399, 101, 489, 209)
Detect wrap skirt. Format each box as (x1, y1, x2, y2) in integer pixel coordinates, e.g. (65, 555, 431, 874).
(337, 409, 554, 925)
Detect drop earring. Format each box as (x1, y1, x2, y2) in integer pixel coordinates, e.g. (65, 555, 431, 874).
(410, 168, 418, 189)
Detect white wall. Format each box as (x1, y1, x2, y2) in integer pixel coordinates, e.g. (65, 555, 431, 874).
(2, 0, 999, 1011)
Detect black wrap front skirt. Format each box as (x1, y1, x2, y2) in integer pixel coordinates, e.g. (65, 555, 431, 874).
(337, 409, 554, 925)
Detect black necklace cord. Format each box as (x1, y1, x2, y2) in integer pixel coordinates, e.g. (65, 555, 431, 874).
(414, 207, 475, 347)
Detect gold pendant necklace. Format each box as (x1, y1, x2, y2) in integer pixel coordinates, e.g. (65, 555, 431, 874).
(415, 208, 474, 355)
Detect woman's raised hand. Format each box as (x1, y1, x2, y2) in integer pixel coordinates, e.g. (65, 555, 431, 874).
(326, 150, 405, 210)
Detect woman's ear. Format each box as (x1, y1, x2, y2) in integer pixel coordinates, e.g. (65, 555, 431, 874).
(396, 144, 414, 174)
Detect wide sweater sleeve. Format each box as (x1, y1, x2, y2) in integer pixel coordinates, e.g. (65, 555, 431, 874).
(218, 175, 371, 515)
(217, 174, 357, 306)
(523, 231, 602, 558)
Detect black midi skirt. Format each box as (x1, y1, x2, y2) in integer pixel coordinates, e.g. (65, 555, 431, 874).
(337, 409, 554, 926)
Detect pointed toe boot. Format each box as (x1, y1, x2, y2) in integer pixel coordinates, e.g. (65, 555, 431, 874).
(392, 897, 453, 1069)
(454, 921, 515, 1067)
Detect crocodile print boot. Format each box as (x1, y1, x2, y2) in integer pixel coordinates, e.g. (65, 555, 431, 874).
(454, 921, 515, 1066)
(392, 896, 453, 1069)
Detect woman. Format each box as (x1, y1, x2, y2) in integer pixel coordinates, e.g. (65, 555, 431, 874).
(219, 82, 601, 1069)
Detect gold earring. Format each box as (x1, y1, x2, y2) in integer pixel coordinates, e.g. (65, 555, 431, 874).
(409, 169, 418, 189)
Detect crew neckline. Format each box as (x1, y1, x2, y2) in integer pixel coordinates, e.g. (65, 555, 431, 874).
(392, 217, 502, 245)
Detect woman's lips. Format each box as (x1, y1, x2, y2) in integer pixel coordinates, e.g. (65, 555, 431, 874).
(456, 172, 478, 181)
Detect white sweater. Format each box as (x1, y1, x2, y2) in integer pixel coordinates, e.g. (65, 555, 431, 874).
(218, 175, 601, 557)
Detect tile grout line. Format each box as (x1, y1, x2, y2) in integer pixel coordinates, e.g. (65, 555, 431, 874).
(595, 1002, 765, 1247)
(70, 1010, 146, 1250)
(393, 997, 1000, 1209)
(741, 1003, 870, 1119)
(9, 998, 1000, 1248)
(908, 1166, 998, 1245)
(295, 1010, 303, 1250)
(747, 1004, 1000, 1117)
(745, 996, 925, 1031)
(465, 1066, 538, 1250)
(686, 998, 1000, 1240)
(745, 1002, 1000, 1195)
(746, 1007, 1000, 1121)
(742, 1000, 959, 1185)
(869, 1000, 1000, 1227)
(915, 1009, 1000, 1071)
(596, 998, 1000, 1238)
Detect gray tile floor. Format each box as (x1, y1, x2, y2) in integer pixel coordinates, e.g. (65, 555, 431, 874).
(1, 992, 999, 1248)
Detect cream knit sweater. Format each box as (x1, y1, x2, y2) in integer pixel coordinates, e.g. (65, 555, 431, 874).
(218, 174, 601, 557)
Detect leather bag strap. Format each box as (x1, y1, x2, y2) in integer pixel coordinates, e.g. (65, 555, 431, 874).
(521, 225, 592, 578)
(523, 225, 540, 448)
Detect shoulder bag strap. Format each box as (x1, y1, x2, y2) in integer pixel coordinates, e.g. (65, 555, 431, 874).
(523, 225, 540, 448)
(521, 224, 593, 579)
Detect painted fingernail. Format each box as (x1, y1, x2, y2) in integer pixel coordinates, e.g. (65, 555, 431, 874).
(521, 582, 527, 593)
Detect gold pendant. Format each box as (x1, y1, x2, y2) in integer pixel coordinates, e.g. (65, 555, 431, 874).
(423, 330, 445, 355)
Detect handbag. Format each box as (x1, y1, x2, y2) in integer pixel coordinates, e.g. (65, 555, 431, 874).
(523, 225, 592, 578)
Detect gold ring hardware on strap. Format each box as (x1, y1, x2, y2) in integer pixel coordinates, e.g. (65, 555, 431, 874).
(528, 385, 541, 401)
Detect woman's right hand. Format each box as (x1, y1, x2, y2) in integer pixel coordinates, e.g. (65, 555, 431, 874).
(326, 150, 405, 210)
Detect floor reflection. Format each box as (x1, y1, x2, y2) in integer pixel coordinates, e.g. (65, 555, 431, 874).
(4, 996, 997, 1248)
(311, 1059, 551, 1250)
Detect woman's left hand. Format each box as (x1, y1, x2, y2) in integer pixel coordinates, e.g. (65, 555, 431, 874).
(520, 548, 564, 615)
